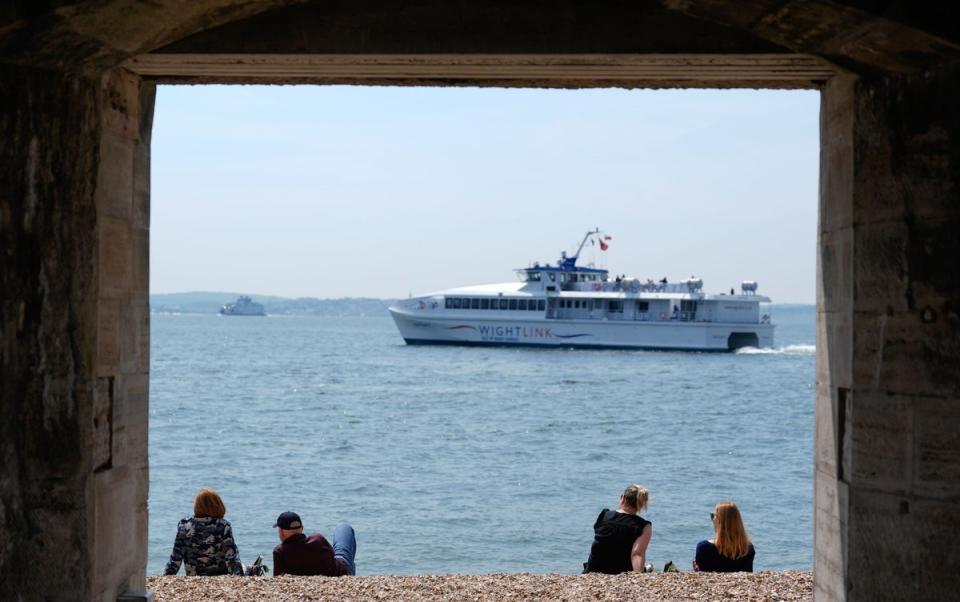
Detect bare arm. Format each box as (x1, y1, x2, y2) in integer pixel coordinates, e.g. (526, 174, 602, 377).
(631, 524, 652, 572)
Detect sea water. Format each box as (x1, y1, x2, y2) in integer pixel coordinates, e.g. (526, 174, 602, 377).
(149, 305, 814, 575)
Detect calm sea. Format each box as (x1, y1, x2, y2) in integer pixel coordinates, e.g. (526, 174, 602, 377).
(148, 305, 815, 575)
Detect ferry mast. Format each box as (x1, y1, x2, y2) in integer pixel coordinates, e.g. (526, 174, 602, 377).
(561, 228, 602, 269)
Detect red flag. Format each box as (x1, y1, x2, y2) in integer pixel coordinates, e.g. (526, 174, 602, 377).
(600, 240, 609, 251)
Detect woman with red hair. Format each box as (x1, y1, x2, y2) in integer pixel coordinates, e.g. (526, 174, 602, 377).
(164, 487, 244, 576)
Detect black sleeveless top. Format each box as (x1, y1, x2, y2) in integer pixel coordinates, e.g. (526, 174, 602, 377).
(584, 509, 651, 574)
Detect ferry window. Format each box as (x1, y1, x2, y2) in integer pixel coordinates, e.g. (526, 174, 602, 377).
(637, 301, 650, 312)
(518, 299, 528, 310)
(681, 300, 697, 312)
(538, 300, 545, 311)
(450, 298, 461, 309)
(608, 300, 624, 313)
(499, 298, 508, 310)
(528, 271, 541, 282)
(506, 299, 515, 310)
(481, 298, 490, 310)
(471, 298, 480, 309)
(528, 301, 537, 311)
(445, 297, 453, 309)
(548, 273, 556, 282)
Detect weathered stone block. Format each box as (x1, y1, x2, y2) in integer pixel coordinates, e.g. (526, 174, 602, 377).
(815, 381, 839, 476)
(817, 308, 852, 389)
(92, 377, 113, 471)
(93, 465, 145, 601)
(913, 498, 960, 596)
(848, 390, 912, 490)
(815, 466, 845, 521)
(111, 374, 149, 468)
(904, 217, 960, 307)
(818, 140, 854, 235)
(913, 395, 960, 499)
(852, 222, 909, 314)
(866, 311, 960, 397)
(96, 132, 134, 220)
(850, 311, 884, 388)
(848, 490, 919, 600)
(120, 301, 148, 375)
(814, 475, 847, 601)
(821, 76, 854, 145)
(99, 216, 132, 298)
(817, 228, 853, 314)
(133, 142, 150, 229)
(131, 226, 149, 302)
(100, 69, 139, 138)
(97, 298, 120, 374)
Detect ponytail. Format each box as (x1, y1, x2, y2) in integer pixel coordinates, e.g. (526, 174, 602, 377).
(622, 484, 649, 512)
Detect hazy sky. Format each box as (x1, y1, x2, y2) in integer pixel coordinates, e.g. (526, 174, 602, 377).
(151, 85, 819, 303)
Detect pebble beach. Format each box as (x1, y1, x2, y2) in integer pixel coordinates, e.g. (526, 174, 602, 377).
(147, 571, 812, 601)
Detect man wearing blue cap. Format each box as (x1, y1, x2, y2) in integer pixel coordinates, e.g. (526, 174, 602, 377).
(272, 511, 357, 576)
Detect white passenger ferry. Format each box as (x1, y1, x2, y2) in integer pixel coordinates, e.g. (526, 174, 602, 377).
(389, 229, 773, 351)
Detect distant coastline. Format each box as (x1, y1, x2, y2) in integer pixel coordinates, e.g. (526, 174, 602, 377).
(151, 292, 812, 318)
(151, 292, 395, 317)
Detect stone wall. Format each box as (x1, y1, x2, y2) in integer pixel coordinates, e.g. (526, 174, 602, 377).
(0, 66, 154, 601)
(816, 63, 960, 600)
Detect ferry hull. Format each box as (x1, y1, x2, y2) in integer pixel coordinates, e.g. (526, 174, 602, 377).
(389, 309, 774, 352)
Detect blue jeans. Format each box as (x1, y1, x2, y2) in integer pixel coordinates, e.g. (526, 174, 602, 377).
(332, 522, 357, 575)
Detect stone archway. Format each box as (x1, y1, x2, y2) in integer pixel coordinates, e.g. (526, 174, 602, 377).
(2, 2, 958, 600)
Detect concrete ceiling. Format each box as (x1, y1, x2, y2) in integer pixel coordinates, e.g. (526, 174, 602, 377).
(1, 1, 958, 82)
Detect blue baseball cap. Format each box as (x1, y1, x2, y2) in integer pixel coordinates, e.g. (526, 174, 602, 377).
(273, 511, 302, 529)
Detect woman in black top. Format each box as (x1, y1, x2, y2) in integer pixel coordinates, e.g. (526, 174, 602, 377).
(693, 501, 755, 572)
(583, 484, 652, 574)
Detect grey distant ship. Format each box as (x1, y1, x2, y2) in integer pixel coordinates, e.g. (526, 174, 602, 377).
(219, 295, 266, 316)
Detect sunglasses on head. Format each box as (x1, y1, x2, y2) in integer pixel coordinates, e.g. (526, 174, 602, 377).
(710, 512, 716, 520)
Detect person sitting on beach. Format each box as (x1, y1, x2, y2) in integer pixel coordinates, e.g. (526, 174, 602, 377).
(693, 501, 755, 572)
(164, 487, 244, 576)
(273, 511, 356, 576)
(583, 484, 652, 574)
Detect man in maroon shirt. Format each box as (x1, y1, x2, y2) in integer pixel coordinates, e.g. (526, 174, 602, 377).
(272, 511, 357, 576)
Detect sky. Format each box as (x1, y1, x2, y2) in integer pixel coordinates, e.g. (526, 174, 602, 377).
(151, 85, 819, 303)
